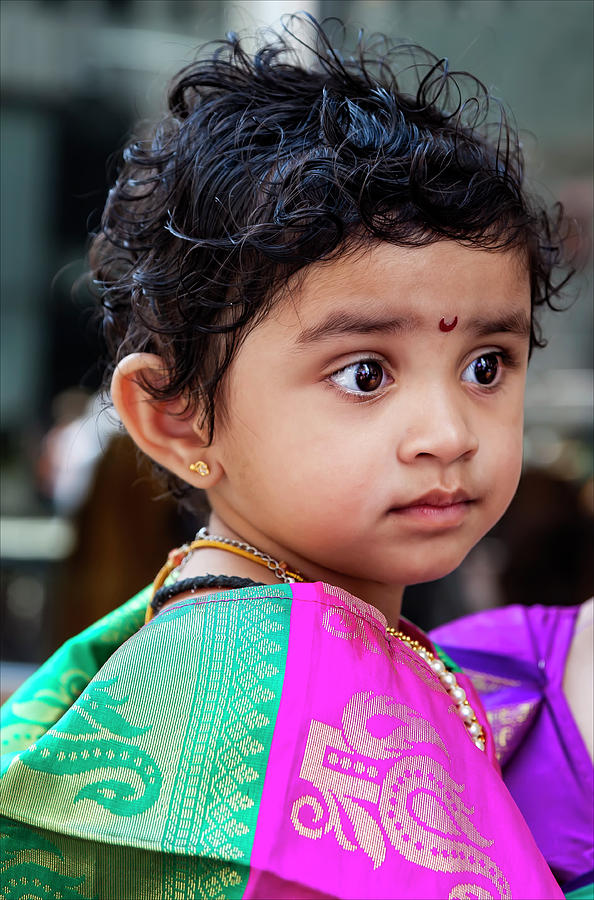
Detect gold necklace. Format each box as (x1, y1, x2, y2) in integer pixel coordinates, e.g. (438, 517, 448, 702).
(386, 626, 486, 751)
(147, 529, 306, 622)
(191, 528, 306, 582)
(152, 529, 305, 592)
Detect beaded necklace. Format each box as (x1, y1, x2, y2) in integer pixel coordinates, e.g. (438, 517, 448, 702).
(386, 626, 486, 751)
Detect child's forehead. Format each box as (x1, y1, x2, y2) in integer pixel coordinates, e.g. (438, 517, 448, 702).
(272, 239, 531, 325)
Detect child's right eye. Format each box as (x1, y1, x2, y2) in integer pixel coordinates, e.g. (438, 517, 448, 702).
(329, 359, 390, 395)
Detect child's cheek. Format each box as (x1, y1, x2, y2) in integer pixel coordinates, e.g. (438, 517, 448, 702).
(491, 432, 524, 516)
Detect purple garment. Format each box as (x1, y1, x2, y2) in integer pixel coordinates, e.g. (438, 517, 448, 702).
(431, 605, 594, 887)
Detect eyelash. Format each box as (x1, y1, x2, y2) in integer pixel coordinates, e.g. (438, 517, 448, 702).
(328, 350, 519, 398)
(328, 357, 392, 398)
(460, 349, 519, 390)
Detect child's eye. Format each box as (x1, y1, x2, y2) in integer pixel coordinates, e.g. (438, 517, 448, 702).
(461, 352, 502, 387)
(330, 359, 390, 394)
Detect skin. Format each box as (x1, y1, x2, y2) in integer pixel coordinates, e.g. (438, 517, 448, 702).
(112, 240, 531, 625)
(563, 597, 594, 761)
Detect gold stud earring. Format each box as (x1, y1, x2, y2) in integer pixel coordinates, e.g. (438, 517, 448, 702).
(189, 460, 210, 477)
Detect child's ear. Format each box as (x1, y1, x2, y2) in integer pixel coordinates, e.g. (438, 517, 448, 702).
(110, 353, 223, 487)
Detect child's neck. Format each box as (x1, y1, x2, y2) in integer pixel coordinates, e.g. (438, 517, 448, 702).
(199, 511, 405, 627)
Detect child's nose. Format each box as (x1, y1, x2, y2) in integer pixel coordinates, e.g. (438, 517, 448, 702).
(396, 389, 479, 465)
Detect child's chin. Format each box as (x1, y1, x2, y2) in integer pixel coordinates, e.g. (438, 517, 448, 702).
(398, 556, 466, 587)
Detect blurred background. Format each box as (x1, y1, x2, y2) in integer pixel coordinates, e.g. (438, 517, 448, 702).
(1, 0, 592, 695)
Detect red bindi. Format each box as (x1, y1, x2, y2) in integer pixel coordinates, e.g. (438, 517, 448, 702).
(439, 316, 458, 332)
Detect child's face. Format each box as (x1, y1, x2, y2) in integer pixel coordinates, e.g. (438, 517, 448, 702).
(208, 240, 530, 596)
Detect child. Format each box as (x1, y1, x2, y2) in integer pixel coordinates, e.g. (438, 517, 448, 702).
(0, 17, 577, 900)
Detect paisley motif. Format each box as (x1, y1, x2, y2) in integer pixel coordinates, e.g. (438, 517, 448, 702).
(291, 690, 510, 899)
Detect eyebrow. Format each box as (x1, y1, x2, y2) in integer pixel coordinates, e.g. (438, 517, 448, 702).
(295, 308, 531, 344)
(296, 311, 420, 344)
(466, 311, 531, 340)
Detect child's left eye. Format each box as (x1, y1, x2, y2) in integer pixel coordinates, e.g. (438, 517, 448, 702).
(330, 359, 390, 394)
(461, 352, 502, 387)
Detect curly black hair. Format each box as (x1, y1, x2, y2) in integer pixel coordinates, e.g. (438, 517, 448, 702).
(90, 15, 571, 502)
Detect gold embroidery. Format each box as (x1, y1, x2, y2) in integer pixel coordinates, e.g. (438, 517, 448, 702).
(322, 606, 383, 654)
(486, 701, 539, 765)
(321, 584, 388, 630)
(292, 691, 510, 899)
(449, 884, 495, 899)
(463, 668, 522, 694)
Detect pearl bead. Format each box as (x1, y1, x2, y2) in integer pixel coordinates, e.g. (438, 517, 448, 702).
(468, 721, 482, 737)
(459, 703, 474, 721)
(475, 738, 486, 751)
(430, 658, 446, 675)
(451, 686, 466, 704)
(440, 672, 456, 688)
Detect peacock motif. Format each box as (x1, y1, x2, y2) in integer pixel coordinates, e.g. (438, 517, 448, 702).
(19, 678, 162, 817)
(291, 691, 510, 900)
(0, 820, 96, 899)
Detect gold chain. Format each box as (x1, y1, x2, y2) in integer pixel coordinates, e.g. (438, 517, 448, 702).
(146, 532, 305, 623)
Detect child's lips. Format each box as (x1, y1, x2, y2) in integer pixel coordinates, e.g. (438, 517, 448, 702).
(388, 490, 474, 527)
